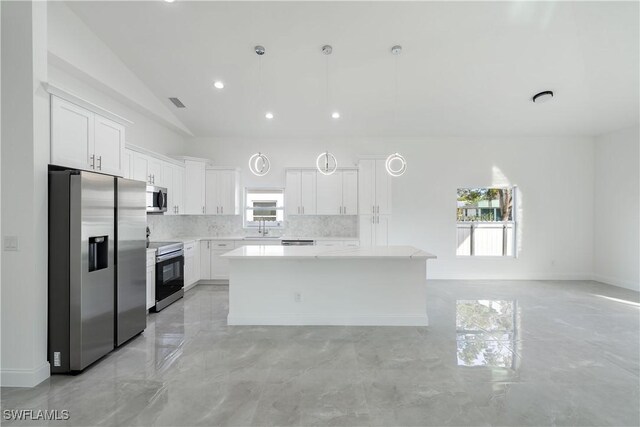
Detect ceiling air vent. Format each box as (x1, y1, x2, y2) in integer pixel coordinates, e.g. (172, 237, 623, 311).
(169, 97, 186, 108)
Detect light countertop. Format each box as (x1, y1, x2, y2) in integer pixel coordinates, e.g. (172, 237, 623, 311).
(221, 245, 436, 260)
(150, 235, 359, 243)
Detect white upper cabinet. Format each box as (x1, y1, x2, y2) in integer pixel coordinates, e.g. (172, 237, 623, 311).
(184, 160, 206, 215)
(162, 163, 174, 215)
(300, 171, 317, 215)
(316, 169, 358, 215)
(132, 152, 150, 183)
(162, 161, 185, 215)
(285, 170, 317, 215)
(316, 172, 342, 215)
(358, 159, 391, 216)
(51, 97, 93, 171)
(122, 148, 134, 179)
(51, 96, 124, 176)
(93, 115, 125, 176)
(205, 169, 239, 215)
(173, 166, 185, 215)
(285, 170, 302, 216)
(342, 170, 358, 215)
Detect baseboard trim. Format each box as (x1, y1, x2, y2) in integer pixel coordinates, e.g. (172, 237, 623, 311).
(592, 274, 640, 292)
(1, 362, 50, 388)
(227, 314, 429, 326)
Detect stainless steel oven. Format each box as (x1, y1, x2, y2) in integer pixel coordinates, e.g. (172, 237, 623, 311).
(146, 185, 167, 213)
(149, 242, 184, 311)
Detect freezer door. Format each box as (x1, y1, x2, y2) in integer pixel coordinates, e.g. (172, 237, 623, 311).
(71, 171, 116, 371)
(116, 178, 147, 346)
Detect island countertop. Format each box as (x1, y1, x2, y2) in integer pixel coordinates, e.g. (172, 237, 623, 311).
(221, 245, 436, 260)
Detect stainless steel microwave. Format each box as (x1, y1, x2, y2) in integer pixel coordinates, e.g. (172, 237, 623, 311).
(146, 185, 167, 213)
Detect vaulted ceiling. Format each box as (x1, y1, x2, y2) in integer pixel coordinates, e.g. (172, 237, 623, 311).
(67, 1, 639, 138)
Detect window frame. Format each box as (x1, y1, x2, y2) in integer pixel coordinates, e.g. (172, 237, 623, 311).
(243, 187, 285, 229)
(455, 186, 518, 258)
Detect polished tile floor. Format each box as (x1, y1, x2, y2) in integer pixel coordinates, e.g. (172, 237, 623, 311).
(2, 280, 639, 426)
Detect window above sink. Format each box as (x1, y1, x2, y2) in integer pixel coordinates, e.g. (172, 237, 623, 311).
(244, 188, 284, 229)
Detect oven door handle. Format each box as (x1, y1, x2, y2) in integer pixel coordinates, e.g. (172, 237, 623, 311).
(156, 250, 184, 263)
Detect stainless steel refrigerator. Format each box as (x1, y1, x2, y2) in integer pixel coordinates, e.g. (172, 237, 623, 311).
(48, 170, 146, 373)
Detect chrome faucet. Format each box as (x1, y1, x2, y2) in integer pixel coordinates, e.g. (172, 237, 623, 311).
(258, 219, 269, 236)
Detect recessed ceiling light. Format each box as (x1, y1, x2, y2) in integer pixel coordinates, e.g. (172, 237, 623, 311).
(213, 81, 224, 89)
(331, 112, 340, 119)
(532, 90, 554, 103)
(164, 0, 176, 3)
(265, 112, 274, 119)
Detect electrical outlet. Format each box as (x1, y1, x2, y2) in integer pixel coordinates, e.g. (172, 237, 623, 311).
(3, 236, 18, 251)
(53, 352, 61, 367)
(294, 292, 302, 303)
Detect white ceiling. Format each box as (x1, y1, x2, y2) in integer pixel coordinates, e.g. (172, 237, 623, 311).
(67, 1, 639, 138)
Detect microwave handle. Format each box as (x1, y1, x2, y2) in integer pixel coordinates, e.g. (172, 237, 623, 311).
(157, 191, 165, 209)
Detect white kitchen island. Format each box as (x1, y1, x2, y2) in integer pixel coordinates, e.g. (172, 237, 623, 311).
(222, 245, 436, 326)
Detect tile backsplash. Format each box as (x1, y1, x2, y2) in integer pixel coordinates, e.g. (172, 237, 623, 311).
(147, 214, 358, 240)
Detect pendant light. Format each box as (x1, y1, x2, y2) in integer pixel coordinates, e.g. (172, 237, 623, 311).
(249, 152, 271, 176)
(255, 45, 272, 120)
(385, 152, 407, 177)
(316, 45, 338, 175)
(387, 45, 407, 177)
(316, 151, 338, 176)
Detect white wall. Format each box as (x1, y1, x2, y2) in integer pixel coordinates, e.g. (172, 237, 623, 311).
(185, 136, 595, 280)
(47, 1, 191, 138)
(594, 126, 640, 291)
(46, 1, 187, 156)
(1, 0, 50, 387)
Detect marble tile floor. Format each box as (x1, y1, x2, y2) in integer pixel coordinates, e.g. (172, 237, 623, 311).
(1, 280, 639, 427)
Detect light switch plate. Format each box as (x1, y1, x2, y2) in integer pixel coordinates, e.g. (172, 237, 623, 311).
(3, 236, 18, 251)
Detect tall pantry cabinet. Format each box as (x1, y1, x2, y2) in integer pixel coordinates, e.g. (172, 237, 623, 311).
(358, 159, 392, 246)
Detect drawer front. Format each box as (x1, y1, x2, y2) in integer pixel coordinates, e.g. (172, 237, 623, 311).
(343, 240, 360, 247)
(211, 240, 235, 249)
(184, 242, 196, 257)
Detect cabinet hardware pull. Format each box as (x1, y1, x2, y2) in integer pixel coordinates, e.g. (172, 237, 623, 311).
(97, 156, 102, 170)
(372, 205, 374, 214)
(216, 206, 219, 214)
(90, 155, 95, 169)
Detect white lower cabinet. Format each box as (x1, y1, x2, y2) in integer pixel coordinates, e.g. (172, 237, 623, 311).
(184, 240, 200, 290)
(199, 240, 282, 281)
(200, 240, 212, 280)
(146, 251, 156, 311)
(210, 241, 234, 280)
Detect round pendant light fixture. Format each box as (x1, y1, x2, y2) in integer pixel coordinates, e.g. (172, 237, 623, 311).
(385, 45, 407, 177)
(316, 151, 338, 176)
(385, 153, 407, 177)
(213, 81, 224, 89)
(249, 152, 271, 176)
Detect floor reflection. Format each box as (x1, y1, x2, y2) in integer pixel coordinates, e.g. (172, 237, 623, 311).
(456, 300, 520, 369)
